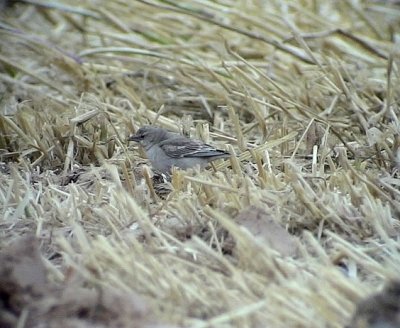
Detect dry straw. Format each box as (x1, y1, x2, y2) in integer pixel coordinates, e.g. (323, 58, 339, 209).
(0, 0, 399, 327)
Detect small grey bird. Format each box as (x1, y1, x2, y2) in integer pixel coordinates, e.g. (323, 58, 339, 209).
(128, 126, 230, 173)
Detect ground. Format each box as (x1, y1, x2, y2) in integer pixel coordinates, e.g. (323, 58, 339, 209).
(0, 1, 400, 327)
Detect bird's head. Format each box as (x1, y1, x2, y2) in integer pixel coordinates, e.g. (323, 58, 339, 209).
(128, 126, 167, 148)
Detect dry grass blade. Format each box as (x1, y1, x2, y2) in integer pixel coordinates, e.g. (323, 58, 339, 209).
(0, 54, 73, 97)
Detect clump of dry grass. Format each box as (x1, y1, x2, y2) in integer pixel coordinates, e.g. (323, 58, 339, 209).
(1, 0, 400, 327)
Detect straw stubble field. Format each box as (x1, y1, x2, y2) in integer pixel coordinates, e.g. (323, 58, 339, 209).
(0, 1, 399, 327)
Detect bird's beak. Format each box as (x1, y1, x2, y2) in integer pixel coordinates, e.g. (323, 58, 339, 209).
(128, 134, 141, 142)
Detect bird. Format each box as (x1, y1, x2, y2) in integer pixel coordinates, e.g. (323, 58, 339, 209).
(128, 126, 230, 173)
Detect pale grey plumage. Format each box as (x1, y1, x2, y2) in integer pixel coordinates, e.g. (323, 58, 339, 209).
(128, 126, 229, 173)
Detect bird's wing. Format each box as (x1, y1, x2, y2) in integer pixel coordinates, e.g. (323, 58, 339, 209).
(159, 137, 228, 158)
